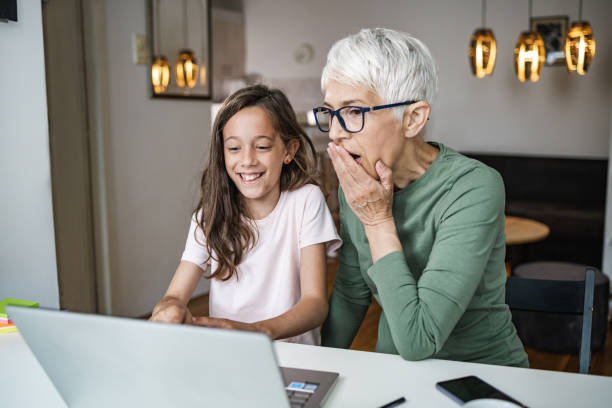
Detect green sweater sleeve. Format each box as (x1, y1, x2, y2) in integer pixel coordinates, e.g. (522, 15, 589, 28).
(321, 190, 372, 348)
(367, 168, 505, 360)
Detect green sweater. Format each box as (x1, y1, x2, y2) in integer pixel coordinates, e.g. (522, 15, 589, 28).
(322, 143, 528, 367)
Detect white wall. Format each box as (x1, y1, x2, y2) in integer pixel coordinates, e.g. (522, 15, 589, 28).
(101, 0, 211, 317)
(0, 0, 59, 308)
(244, 0, 612, 158)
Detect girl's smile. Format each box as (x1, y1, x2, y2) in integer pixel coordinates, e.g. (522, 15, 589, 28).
(238, 172, 264, 183)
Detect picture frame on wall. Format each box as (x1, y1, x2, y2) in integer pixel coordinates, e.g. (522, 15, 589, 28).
(530, 15, 569, 66)
(147, 0, 212, 100)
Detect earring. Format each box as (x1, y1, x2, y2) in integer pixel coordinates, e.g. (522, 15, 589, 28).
(284, 158, 291, 164)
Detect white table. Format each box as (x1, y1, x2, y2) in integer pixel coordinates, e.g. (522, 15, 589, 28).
(275, 342, 612, 407)
(2, 331, 612, 407)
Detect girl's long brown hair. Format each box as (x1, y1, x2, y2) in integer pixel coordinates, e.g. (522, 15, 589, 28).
(195, 84, 318, 281)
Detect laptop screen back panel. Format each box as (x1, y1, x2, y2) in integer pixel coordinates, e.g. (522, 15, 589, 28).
(8, 307, 290, 408)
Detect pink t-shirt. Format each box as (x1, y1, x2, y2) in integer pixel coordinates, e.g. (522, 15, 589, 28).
(181, 184, 341, 345)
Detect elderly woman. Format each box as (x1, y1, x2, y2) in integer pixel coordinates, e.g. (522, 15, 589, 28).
(317, 28, 528, 367)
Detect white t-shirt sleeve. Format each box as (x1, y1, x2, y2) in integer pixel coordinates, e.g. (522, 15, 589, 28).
(181, 215, 211, 271)
(299, 185, 342, 253)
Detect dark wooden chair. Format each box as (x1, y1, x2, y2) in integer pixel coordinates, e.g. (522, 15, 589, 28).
(505, 268, 595, 374)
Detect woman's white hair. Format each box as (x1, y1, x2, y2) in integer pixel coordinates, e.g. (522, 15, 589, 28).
(321, 28, 438, 120)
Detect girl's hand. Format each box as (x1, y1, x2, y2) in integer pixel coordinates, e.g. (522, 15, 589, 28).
(192, 316, 273, 338)
(150, 297, 193, 325)
(327, 143, 394, 227)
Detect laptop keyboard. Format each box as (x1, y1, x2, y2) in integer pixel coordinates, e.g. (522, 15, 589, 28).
(286, 382, 319, 408)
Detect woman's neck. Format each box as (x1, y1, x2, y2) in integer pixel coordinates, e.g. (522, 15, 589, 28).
(392, 137, 439, 190)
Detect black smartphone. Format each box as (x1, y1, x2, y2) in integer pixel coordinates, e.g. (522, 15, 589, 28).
(435, 375, 527, 407)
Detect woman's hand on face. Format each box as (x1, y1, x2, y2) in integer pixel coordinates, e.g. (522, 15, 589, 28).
(327, 143, 394, 227)
(150, 298, 193, 325)
(192, 317, 273, 338)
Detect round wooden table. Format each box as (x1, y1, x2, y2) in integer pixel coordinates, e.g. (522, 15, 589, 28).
(505, 215, 550, 245)
(504, 216, 550, 276)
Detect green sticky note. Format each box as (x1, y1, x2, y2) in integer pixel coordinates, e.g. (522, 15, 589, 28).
(0, 298, 39, 319)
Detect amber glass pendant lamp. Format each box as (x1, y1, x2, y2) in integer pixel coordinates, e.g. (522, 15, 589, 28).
(469, 0, 497, 78)
(514, 0, 545, 82)
(565, 0, 596, 75)
(175, 0, 198, 88)
(151, 0, 170, 94)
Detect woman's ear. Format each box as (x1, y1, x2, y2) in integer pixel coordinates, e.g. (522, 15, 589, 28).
(401, 101, 431, 139)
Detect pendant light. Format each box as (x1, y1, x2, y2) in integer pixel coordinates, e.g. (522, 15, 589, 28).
(151, 0, 170, 94)
(514, 0, 545, 82)
(565, 0, 596, 75)
(176, 0, 198, 88)
(469, 0, 497, 78)
(199, 0, 207, 86)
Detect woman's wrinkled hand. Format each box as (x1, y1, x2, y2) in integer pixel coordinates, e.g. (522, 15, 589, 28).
(327, 143, 394, 227)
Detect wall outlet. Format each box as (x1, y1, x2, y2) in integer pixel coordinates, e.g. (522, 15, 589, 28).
(131, 33, 149, 65)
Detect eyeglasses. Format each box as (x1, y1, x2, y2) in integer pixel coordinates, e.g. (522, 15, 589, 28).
(312, 100, 418, 133)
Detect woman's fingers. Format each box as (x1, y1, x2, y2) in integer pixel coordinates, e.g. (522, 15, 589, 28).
(330, 143, 369, 184)
(327, 144, 362, 193)
(327, 143, 394, 226)
(328, 143, 386, 200)
(375, 160, 393, 192)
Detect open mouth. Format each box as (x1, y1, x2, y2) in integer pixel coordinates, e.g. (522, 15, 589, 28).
(239, 172, 263, 183)
(348, 152, 362, 164)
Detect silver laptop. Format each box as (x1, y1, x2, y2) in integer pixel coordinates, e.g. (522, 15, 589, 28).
(7, 306, 338, 408)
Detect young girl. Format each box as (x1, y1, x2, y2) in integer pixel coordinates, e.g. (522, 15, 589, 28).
(151, 85, 341, 345)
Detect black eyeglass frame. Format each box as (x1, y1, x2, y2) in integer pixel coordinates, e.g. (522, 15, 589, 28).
(312, 100, 419, 133)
